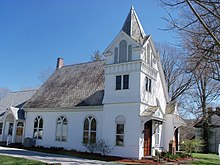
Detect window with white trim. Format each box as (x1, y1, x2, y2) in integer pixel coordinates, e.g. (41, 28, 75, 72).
(155, 126, 160, 145)
(56, 116, 68, 142)
(115, 115, 126, 146)
(116, 75, 129, 90)
(83, 116, 96, 144)
(146, 77, 152, 93)
(33, 116, 43, 139)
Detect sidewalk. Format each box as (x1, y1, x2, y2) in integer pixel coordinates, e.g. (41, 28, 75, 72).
(0, 146, 119, 165)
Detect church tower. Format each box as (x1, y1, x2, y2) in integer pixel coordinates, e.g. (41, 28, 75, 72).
(102, 6, 168, 159)
(103, 6, 160, 106)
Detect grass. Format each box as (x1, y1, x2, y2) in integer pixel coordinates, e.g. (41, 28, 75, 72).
(191, 153, 220, 165)
(0, 155, 46, 165)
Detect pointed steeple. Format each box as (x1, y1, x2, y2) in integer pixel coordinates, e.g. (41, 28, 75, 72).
(121, 6, 147, 45)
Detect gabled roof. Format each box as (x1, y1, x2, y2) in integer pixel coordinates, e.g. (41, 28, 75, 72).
(121, 6, 147, 45)
(0, 90, 36, 114)
(194, 107, 220, 127)
(24, 61, 105, 108)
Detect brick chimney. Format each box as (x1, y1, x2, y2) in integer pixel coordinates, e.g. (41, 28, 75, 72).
(56, 57, 64, 70)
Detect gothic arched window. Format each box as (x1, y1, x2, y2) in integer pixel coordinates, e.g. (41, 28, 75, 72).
(33, 116, 43, 139)
(56, 116, 68, 141)
(83, 116, 97, 144)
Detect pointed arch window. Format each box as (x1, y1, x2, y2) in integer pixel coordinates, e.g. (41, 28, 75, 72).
(119, 40, 127, 62)
(114, 47, 119, 63)
(33, 116, 43, 139)
(83, 116, 97, 144)
(128, 45, 132, 61)
(56, 116, 68, 142)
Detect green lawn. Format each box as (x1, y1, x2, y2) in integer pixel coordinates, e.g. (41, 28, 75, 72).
(0, 155, 46, 165)
(191, 153, 220, 165)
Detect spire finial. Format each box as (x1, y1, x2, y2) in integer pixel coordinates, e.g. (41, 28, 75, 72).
(121, 6, 146, 45)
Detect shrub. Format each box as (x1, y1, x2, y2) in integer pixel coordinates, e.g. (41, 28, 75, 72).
(83, 142, 98, 153)
(180, 138, 204, 156)
(82, 139, 113, 155)
(97, 139, 112, 155)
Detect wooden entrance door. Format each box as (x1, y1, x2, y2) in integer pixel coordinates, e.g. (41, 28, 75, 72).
(144, 120, 152, 156)
(174, 128, 178, 151)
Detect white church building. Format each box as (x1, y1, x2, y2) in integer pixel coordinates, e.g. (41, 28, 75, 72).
(0, 7, 186, 159)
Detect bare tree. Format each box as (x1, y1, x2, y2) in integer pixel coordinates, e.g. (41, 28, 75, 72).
(38, 67, 54, 84)
(0, 87, 10, 100)
(160, 0, 220, 81)
(157, 43, 192, 101)
(91, 50, 105, 62)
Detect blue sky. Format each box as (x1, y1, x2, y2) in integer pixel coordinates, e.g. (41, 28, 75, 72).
(0, 0, 177, 91)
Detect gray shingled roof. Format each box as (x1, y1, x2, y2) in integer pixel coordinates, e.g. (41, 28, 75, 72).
(122, 6, 148, 45)
(0, 90, 36, 115)
(24, 61, 105, 108)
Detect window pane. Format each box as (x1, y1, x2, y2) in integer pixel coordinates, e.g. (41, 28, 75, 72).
(90, 132, 96, 143)
(33, 129, 38, 138)
(116, 76, 122, 90)
(62, 131, 67, 141)
(147, 45, 150, 64)
(34, 119, 38, 128)
(117, 124, 124, 134)
(91, 119, 96, 131)
(114, 47, 118, 63)
(146, 77, 148, 91)
(83, 132, 89, 144)
(57, 123, 62, 131)
(63, 118, 67, 125)
(149, 79, 152, 93)
(119, 40, 127, 62)
(39, 118, 43, 128)
(123, 75, 129, 89)
(63, 124, 67, 132)
(84, 118, 89, 130)
(116, 135, 124, 146)
(128, 45, 132, 61)
(38, 129, 43, 139)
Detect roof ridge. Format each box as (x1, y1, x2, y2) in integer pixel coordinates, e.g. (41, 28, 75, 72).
(61, 60, 105, 68)
(10, 89, 37, 93)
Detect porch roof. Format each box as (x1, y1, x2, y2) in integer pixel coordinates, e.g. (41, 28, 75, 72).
(140, 106, 165, 121)
(172, 114, 187, 127)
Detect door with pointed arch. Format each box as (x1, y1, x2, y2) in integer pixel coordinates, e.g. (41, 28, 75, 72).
(144, 120, 152, 156)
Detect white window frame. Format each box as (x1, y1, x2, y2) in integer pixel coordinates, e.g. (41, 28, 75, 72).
(83, 116, 97, 144)
(33, 116, 43, 139)
(115, 115, 126, 146)
(116, 74, 129, 90)
(146, 77, 152, 93)
(56, 116, 68, 142)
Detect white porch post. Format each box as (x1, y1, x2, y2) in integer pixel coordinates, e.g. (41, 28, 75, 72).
(12, 119, 16, 143)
